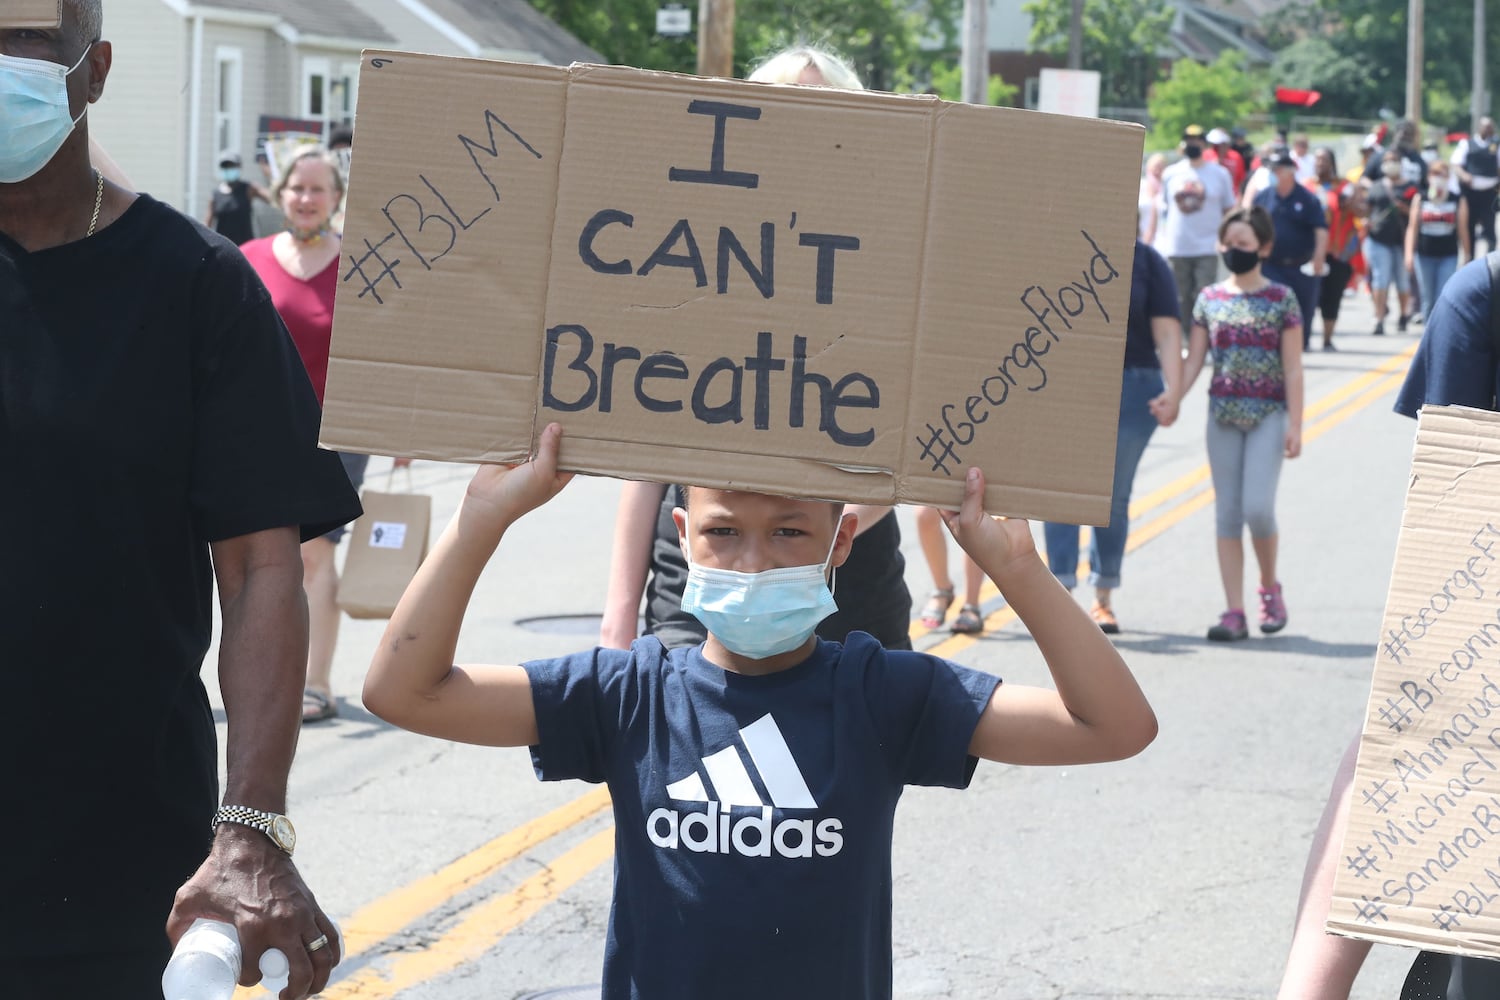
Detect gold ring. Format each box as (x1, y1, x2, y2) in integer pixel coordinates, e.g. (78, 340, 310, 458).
(306, 933, 329, 953)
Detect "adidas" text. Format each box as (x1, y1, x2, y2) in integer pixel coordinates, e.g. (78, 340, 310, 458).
(646, 803, 844, 858)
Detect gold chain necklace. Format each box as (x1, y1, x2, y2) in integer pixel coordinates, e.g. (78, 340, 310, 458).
(86, 169, 103, 238)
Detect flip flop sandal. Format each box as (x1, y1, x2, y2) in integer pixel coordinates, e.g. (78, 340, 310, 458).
(918, 588, 955, 628)
(950, 604, 984, 635)
(302, 689, 338, 724)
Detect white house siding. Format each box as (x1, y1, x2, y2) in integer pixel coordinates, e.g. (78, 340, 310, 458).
(89, 0, 187, 208)
(190, 22, 273, 222)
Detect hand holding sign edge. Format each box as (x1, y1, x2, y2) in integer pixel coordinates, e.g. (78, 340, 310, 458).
(461, 422, 574, 532)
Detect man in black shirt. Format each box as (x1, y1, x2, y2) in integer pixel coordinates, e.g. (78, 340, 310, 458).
(1, 4, 359, 998)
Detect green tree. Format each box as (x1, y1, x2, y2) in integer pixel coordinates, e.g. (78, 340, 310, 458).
(927, 62, 1021, 106)
(1268, 36, 1378, 122)
(524, 0, 959, 92)
(1274, 0, 1500, 129)
(1021, 0, 1174, 107)
(525, 0, 697, 74)
(1147, 52, 1263, 149)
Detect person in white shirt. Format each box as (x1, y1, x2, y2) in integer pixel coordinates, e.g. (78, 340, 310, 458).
(1145, 124, 1238, 334)
(1453, 116, 1499, 254)
(1291, 133, 1316, 183)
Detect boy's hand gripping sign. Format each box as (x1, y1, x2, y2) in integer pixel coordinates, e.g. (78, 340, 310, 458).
(321, 52, 1145, 521)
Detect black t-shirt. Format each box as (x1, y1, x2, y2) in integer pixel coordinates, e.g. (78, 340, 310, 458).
(1123, 240, 1178, 369)
(0, 195, 361, 957)
(644, 486, 913, 650)
(210, 179, 255, 245)
(1366, 180, 1418, 246)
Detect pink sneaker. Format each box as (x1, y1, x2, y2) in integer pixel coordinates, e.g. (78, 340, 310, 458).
(1207, 609, 1248, 642)
(1259, 583, 1288, 634)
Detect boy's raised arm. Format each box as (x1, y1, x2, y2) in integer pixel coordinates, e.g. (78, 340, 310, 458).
(942, 468, 1158, 766)
(362, 424, 573, 747)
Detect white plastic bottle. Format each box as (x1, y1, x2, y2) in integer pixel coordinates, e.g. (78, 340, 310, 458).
(162, 918, 290, 999)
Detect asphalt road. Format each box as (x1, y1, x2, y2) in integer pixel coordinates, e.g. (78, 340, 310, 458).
(206, 287, 1428, 999)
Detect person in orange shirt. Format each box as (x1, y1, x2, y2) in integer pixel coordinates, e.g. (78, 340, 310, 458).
(1305, 147, 1360, 350)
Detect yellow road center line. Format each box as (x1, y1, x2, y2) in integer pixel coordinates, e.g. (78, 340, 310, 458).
(341, 786, 610, 957)
(322, 828, 617, 999)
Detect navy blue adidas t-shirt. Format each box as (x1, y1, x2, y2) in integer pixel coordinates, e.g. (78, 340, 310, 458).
(1395, 256, 1500, 415)
(524, 632, 1001, 1000)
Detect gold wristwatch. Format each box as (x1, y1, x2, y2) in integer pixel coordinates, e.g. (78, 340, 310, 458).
(212, 805, 296, 855)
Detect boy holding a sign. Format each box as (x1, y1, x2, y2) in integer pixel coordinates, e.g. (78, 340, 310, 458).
(362, 423, 1157, 998)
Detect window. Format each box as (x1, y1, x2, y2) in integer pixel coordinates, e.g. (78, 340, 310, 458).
(213, 47, 243, 155)
(302, 57, 330, 123)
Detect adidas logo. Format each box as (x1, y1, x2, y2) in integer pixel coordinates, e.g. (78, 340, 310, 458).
(647, 714, 845, 859)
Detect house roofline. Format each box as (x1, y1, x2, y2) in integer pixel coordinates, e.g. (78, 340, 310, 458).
(157, 0, 389, 49)
(394, 0, 481, 57)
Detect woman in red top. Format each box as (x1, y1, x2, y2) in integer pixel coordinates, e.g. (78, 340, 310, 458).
(241, 147, 365, 723)
(1305, 147, 1360, 351)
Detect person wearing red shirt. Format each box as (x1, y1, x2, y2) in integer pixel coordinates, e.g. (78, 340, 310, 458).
(240, 147, 367, 723)
(1205, 127, 1246, 193)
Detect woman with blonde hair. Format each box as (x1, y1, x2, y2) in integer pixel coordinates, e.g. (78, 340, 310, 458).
(239, 146, 368, 722)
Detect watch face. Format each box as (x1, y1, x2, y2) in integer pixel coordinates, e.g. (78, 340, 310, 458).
(271, 815, 297, 852)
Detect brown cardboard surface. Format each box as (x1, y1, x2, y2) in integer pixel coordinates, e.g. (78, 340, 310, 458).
(1330, 405, 1500, 957)
(322, 51, 1144, 520)
(3, 0, 60, 27)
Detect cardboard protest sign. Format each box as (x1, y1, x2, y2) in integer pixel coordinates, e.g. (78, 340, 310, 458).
(1330, 406, 1500, 957)
(321, 52, 1144, 520)
(3, 0, 59, 27)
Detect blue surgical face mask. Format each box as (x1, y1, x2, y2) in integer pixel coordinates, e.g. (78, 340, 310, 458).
(680, 516, 846, 660)
(220, 167, 241, 183)
(0, 46, 91, 184)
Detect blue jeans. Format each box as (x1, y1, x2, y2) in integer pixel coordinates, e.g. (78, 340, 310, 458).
(1044, 367, 1164, 589)
(1414, 253, 1458, 321)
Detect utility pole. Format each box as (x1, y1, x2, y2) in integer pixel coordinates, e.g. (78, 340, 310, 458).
(1475, 0, 1488, 131)
(1405, 0, 1423, 127)
(961, 0, 988, 104)
(1068, 0, 1084, 70)
(696, 0, 734, 78)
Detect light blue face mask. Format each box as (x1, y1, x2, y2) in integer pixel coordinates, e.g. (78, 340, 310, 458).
(680, 516, 846, 660)
(0, 46, 91, 184)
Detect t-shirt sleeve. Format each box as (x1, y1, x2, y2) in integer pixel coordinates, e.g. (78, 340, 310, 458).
(1217, 167, 1237, 212)
(1281, 288, 1303, 333)
(187, 245, 361, 542)
(1145, 245, 1180, 320)
(524, 644, 643, 783)
(1395, 258, 1498, 416)
(861, 646, 1001, 789)
(1306, 192, 1328, 228)
(1192, 290, 1209, 329)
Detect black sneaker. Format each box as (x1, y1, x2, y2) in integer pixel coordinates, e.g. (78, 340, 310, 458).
(1373, 318, 1385, 336)
(1398, 313, 1409, 333)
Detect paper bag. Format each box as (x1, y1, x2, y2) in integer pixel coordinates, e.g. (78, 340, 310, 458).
(337, 489, 431, 619)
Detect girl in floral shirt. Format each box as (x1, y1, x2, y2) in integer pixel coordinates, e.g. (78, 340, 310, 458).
(1181, 206, 1305, 641)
